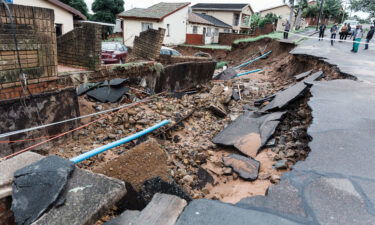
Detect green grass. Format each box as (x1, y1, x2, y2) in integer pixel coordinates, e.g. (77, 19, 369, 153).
(103, 37, 123, 42)
(179, 44, 232, 50)
(216, 61, 228, 69)
(233, 32, 283, 44)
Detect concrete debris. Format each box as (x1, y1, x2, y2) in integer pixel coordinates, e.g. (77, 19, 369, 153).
(213, 68, 237, 80)
(208, 103, 227, 117)
(104, 210, 140, 225)
(222, 154, 260, 181)
(12, 156, 75, 225)
(212, 111, 286, 158)
(273, 159, 288, 170)
(87, 86, 130, 103)
(294, 70, 312, 81)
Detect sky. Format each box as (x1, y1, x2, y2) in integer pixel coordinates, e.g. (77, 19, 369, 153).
(84, 0, 370, 19)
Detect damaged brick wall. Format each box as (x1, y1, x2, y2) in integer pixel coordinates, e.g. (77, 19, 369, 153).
(0, 88, 80, 157)
(0, 4, 58, 100)
(159, 55, 213, 65)
(131, 28, 165, 60)
(57, 23, 102, 71)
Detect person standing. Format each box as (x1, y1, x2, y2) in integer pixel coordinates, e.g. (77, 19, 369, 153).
(319, 23, 326, 41)
(340, 23, 348, 41)
(330, 23, 338, 46)
(283, 20, 291, 39)
(345, 23, 351, 40)
(364, 26, 374, 50)
(351, 25, 363, 53)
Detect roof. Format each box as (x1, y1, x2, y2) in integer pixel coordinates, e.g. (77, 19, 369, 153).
(194, 13, 232, 28)
(259, 4, 290, 13)
(191, 3, 248, 12)
(188, 13, 212, 26)
(46, 0, 86, 20)
(78, 21, 115, 27)
(118, 2, 190, 22)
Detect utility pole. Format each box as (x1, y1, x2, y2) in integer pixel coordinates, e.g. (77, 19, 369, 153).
(316, 0, 324, 31)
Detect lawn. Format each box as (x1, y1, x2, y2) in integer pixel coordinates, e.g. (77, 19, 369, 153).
(179, 44, 232, 51)
(233, 32, 284, 44)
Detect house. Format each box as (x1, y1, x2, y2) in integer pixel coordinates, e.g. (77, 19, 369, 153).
(118, 2, 190, 47)
(191, 3, 254, 33)
(12, 0, 87, 35)
(259, 4, 292, 31)
(187, 13, 232, 45)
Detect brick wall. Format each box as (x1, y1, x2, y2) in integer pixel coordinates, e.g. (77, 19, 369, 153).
(57, 23, 102, 71)
(131, 28, 165, 60)
(218, 33, 254, 45)
(186, 34, 204, 45)
(0, 4, 58, 100)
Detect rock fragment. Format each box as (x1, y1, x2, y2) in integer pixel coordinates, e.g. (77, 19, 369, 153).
(222, 154, 260, 181)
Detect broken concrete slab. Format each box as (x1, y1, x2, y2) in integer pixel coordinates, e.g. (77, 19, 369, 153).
(140, 177, 192, 204)
(76, 82, 101, 96)
(175, 199, 300, 225)
(12, 156, 75, 225)
(87, 86, 130, 103)
(208, 103, 227, 118)
(103, 210, 140, 225)
(261, 71, 324, 112)
(212, 111, 285, 158)
(0, 152, 44, 198)
(132, 193, 187, 225)
(213, 68, 237, 80)
(294, 70, 312, 81)
(222, 154, 259, 181)
(33, 168, 126, 225)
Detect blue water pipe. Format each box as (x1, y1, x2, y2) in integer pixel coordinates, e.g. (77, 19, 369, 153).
(234, 50, 272, 69)
(70, 120, 170, 164)
(235, 69, 262, 77)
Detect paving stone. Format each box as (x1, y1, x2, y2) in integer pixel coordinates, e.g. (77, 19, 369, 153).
(33, 168, 126, 225)
(0, 152, 44, 198)
(175, 199, 300, 225)
(303, 176, 375, 224)
(222, 154, 259, 181)
(12, 156, 75, 225)
(294, 80, 375, 180)
(236, 178, 310, 223)
(212, 111, 285, 158)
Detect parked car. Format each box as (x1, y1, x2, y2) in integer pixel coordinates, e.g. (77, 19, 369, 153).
(160, 46, 182, 56)
(101, 42, 128, 64)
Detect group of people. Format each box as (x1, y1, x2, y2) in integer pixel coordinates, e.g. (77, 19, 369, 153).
(319, 22, 374, 53)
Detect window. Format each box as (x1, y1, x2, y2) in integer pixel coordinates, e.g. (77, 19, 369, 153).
(214, 28, 219, 36)
(233, 14, 240, 26)
(207, 27, 212, 37)
(224, 28, 230, 33)
(55, 24, 63, 37)
(141, 22, 153, 31)
(193, 26, 198, 34)
(167, 24, 170, 36)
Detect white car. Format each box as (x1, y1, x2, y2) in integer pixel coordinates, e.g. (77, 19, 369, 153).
(160, 46, 182, 56)
(340, 20, 359, 35)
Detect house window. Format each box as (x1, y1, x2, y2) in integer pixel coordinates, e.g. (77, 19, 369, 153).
(214, 28, 219, 36)
(167, 24, 170, 36)
(233, 13, 240, 26)
(224, 28, 230, 33)
(193, 26, 198, 34)
(207, 27, 212, 37)
(141, 22, 153, 31)
(55, 24, 63, 37)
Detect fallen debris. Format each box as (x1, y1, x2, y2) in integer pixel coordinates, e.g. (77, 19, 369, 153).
(294, 70, 312, 81)
(223, 154, 260, 181)
(212, 111, 286, 158)
(12, 156, 75, 225)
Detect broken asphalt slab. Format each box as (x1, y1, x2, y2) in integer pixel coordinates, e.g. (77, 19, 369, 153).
(12, 156, 75, 225)
(222, 154, 259, 181)
(175, 199, 300, 225)
(294, 70, 312, 81)
(261, 71, 324, 112)
(213, 68, 237, 80)
(87, 86, 130, 103)
(33, 168, 126, 225)
(212, 111, 286, 158)
(294, 79, 375, 180)
(0, 152, 44, 198)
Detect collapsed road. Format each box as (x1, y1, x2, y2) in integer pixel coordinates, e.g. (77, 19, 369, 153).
(1, 33, 375, 225)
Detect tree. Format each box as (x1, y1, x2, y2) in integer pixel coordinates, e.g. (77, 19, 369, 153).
(91, 0, 125, 24)
(283, 0, 309, 30)
(59, 0, 89, 18)
(303, 0, 346, 22)
(351, 0, 375, 17)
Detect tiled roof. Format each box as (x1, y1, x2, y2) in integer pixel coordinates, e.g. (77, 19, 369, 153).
(191, 3, 248, 11)
(195, 13, 232, 28)
(118, 2, 190, 21)
(188, 13, 212, 25)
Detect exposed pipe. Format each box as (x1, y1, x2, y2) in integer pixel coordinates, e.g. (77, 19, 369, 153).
(235, 69, 262, 77)
(234, 50, 272, 69)
(70, 120, 170, 164)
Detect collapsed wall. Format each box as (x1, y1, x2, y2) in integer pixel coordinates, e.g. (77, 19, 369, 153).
(0, 4, 58, 100)
(57, 23, 102, 71)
